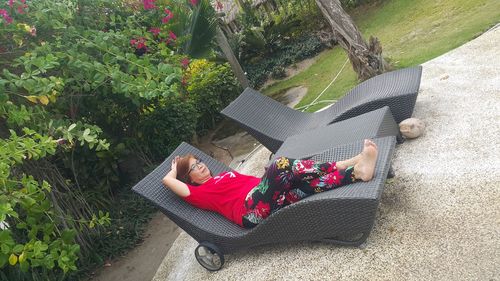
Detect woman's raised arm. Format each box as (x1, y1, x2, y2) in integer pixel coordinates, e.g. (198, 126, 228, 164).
(162, 156, 190, 197)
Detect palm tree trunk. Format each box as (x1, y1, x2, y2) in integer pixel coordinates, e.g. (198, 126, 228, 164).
(215, 27, 250, 88)
(315, 0, 389, 81)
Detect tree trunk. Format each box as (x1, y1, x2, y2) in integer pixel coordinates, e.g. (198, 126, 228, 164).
(315, 0, 389, 81)
(215, 26, 250, 88)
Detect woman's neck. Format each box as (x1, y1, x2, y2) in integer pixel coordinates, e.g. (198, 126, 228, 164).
(199, 176, 211, 184)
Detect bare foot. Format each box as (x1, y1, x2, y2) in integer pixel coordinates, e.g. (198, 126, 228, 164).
(365, 139, 378, 150)
(353, 139, 378, 181)
(336, 153, 362, 170)
(337, 140, 377, 169)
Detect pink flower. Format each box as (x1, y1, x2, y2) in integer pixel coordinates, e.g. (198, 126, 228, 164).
(181, 57, 190, 68)
(310, 178, 320, 187)
(136, 37, 146, 49)
(142, 0, 156, 10)
(285, 191, 301, 204)
(215, 1, 223, 11)
(324, 173, 337, 185)
(162, 9, 173, 24)
(326, 163, 335, 173)
(0, 9, 13, 24)
(164, 31, 177, 46)
(189, 0, 198, 6)
(7, 0, 28, 14)
(30, 26, 36, 37)
(136, 41, 147, 49)
(276, 194, 285, 206)
(149, 27, 161, 36)
(254, 201, 270, 217)
(272, 191, 280, 200)
(17, 4, 27, 14)
(130, 37, 147, 50)
(303, 160, 314, 168)
(168, 31, 177, 41)
(294, 160, 314, 174)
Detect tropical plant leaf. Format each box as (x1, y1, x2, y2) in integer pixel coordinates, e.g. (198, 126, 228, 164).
(184, 0, 218, 57)
(25, 96, 39, 103)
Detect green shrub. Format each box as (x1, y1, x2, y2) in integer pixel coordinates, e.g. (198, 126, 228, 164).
(230, 0, 372, 88)
(271, 66, 287, 79)
(243, 34, 327, 87)
(0, 0, 209, 279)
(186, 59, 242, 133)
(138, 96, 198, 160)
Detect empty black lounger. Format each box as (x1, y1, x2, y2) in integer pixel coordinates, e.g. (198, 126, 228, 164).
(274, 106, 400, 159)
(221, 66, 422, 153)
(131, 136, 397, 271)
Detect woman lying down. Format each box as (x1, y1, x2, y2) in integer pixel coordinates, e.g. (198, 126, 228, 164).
(162, 139, 378, 229)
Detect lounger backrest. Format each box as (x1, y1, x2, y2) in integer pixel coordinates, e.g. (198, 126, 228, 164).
(315, 66, 423, 123)
(131, 142, 247, 239)
(222, 87, 312, 135)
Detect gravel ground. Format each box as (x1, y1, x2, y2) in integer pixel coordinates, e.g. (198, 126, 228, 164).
(152, 25, 500, 281)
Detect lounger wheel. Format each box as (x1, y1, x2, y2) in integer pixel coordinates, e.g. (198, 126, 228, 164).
(195, 242, 225, 271)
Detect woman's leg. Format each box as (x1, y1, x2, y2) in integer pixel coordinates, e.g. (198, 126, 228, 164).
(285, 154, 360, 201)
(292, 139, 379, 193)
(242, 157, 354, 227)
(242, 140, 378, 228)
(242, 157, 298, 228)
(288, 161, 356, 198)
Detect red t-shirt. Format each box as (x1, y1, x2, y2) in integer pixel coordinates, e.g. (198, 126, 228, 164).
(183, 171, 261, 226)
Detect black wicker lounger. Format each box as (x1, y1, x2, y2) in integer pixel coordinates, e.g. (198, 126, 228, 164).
(221, 66, 422, 153)
(274, 106, 400, 159)
(131, 136, 397, 271)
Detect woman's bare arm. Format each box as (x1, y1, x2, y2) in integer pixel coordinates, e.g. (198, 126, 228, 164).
(162, 156, 190, 197)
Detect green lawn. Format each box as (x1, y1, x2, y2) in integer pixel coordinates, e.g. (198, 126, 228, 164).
(263, 0, 500, 112)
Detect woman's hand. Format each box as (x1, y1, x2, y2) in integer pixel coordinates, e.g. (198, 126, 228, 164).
(171, 156, 180, 173)
(163, 156, 190, 197)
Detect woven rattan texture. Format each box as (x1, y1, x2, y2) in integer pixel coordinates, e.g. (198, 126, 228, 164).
(132, 137, 395, 254)
(221, 66, 421, 153)
(319, 66, 422, 123)
(274, 106, 399, 159)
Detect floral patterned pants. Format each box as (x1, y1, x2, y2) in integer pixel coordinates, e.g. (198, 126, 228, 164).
(242, 157, 355, 228)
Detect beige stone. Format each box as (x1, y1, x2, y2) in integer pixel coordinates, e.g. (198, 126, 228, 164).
(399, 118, 425, 138)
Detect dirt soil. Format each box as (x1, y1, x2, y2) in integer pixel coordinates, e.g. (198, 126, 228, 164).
(88, 213, 180, 281)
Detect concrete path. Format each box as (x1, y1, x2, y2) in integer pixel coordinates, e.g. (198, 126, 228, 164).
(153, 26, 500, 281)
